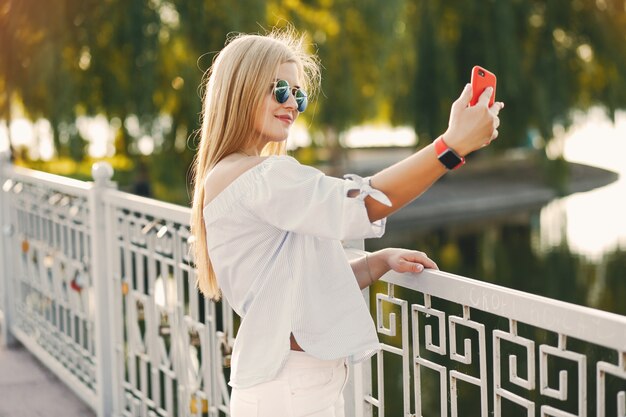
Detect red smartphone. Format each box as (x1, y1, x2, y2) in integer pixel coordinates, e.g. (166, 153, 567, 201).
(470, 65, 497, 107)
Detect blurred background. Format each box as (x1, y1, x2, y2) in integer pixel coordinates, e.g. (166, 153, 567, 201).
(1, 0, 626, 309)
(2, 2, 626, 414)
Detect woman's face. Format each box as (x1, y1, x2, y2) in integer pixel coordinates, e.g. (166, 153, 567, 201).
(253, 62, 301, 148)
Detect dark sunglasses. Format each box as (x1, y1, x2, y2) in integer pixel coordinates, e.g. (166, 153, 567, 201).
(271, 79, 308, 113)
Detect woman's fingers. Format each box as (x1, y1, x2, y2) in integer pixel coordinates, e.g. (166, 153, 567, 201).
(477, 87, 494, 107)
(391, 250, 439, 273)
(396, 259, 425, 273)
(490, 101, 505, 116)
(484, 102, 503, 144)
(445, 89, 505, 155)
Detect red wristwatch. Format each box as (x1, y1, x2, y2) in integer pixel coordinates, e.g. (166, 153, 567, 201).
(434, 136, 465, 170)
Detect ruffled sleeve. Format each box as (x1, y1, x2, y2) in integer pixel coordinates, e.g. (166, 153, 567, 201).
(243, 156, 390, 240)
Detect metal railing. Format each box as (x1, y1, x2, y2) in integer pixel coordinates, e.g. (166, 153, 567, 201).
(1, 153, 625, 417)
(362, 260, 626, 417)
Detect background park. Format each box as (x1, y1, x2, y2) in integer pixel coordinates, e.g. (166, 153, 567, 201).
(1, 1, 626, 415)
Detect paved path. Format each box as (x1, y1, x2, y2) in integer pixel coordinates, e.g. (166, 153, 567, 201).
(0, 342, 95, 417)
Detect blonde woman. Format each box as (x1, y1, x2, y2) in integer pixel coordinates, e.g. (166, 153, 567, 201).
(190, 28, 503, 417)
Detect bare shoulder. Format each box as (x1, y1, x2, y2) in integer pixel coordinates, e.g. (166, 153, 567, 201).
(203, 155, 269, 206)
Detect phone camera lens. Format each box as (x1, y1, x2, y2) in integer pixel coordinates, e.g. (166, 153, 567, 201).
(478, 70, 485, 76)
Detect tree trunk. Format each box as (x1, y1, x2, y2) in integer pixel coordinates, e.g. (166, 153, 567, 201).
(2, 94, 15, 161)
(114, 116, 130, 157)
(50, 117, 61, 159)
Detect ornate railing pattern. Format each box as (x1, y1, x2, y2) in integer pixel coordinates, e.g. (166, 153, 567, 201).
(366, 267, 626, 417)
(104, 190, 234, 417)
(0, 162, 100, 408)
(1, 153, 625, 417)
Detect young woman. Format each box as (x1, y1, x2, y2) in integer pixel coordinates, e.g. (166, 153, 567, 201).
(190, 28, 503, 417)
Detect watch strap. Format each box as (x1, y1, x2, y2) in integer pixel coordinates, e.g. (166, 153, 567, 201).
(434, 136, 465, 170)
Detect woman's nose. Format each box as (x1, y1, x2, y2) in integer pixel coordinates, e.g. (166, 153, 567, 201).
(283, 91, 298, 109)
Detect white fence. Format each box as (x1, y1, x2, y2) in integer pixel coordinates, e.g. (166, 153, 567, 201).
(1, 152, 625, 417)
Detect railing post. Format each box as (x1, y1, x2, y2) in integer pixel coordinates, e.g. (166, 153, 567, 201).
(342, 239, 374, 417)
(0, 150, 17, 348)
(90, 161, 116, 417)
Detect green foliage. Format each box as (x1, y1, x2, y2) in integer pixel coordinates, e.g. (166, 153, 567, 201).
(395, 0, 626, 147)
(2, 0, 626, 202)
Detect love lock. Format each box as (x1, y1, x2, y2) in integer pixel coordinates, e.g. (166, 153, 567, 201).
(121, 280, 129, 295)
(189, 394, 208, 414)
(220, 333, 233, 368)
(223, 353, 232, 368)
(71, 271, 86, 292)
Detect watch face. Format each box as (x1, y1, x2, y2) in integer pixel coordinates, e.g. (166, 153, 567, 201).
(439, 149, 462, 169)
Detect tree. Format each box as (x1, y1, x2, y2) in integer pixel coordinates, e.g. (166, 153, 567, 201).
(396, 0, 626, 151)
(0, 0, 49, 157)
(2, 0, 626, 184)
(19, 0, 82, 158)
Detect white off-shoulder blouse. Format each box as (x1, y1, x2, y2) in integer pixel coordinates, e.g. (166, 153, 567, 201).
(203, 155, 391, 388)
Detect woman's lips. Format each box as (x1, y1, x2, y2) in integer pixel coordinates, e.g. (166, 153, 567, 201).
(275, 115, 293, 124)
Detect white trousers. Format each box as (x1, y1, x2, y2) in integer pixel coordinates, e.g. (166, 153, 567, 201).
(230, 351, 349, 417)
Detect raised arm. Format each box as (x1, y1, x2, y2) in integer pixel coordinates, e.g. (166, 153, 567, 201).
(366, 84, 504, 222)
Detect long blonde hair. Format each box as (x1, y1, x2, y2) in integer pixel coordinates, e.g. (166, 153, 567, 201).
(190, 28, 321, 300)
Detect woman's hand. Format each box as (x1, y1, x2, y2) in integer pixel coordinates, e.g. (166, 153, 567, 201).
(444, 84, 505, 157)
(351, 248, 438, 289)
(383, 248, 439, 274)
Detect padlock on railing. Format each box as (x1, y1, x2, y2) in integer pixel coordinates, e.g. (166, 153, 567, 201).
(219, 332, 233, 368)
(71, 270, 86, 292)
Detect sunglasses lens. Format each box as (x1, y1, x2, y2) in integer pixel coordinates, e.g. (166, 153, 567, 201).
(274, 80, 290, 104)
(295, 89, 308, 113)
(272, 80, 308, 112)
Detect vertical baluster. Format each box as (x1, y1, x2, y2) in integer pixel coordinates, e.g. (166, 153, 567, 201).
(90, 161, 115, 417)
(0, 150, 17, 347)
